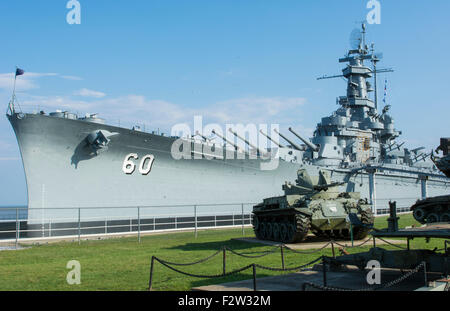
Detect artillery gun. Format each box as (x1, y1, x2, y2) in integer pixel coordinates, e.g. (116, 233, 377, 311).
(410, 139, 450, 224)
(252, 169, 374, 243)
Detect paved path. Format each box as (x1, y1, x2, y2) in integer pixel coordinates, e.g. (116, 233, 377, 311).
(193, 266, 433, 291)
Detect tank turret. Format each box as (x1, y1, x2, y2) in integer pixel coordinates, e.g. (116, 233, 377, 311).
(252, 169, 374, 243)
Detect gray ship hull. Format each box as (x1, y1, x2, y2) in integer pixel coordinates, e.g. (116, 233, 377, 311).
(7, 112, 450, 226)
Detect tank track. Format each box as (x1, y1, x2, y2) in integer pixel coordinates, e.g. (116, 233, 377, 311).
(252, 213, 310, 244)
(351, 208, 374, 240)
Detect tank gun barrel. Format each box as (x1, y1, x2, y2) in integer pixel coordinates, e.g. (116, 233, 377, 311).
(313, 182, 345, 192)
(228, 129, 267, 155)
(259, 129, 285, 148)
(273, 129, 303, 151)
(288, 128, 319, 152)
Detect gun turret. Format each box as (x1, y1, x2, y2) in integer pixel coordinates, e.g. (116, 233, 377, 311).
(288, 128, 320, 152)
(273, 129, 304, 151)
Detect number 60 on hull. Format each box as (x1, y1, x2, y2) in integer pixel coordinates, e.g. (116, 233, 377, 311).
(122, 153, 155, 175)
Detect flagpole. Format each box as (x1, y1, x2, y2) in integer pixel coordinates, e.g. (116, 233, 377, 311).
(9, 69, 18, 114)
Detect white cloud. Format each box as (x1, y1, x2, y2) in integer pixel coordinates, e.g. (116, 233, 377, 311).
(73, 88, 106, 98)
(61, 75, 83, 81)
(11, 93, 311, 138)
(0, 73, 38, 91)
(0, 72, 83, 92)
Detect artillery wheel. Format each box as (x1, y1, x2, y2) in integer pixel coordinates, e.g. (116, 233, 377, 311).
(272, 223, 281, 242)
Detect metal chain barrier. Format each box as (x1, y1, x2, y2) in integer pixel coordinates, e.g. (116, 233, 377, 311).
(156, 248, 222, 266)
(284, 241, 333, 254)
(224, 245, 281, 258)
(332, 237, 373, 249)
(254, 256, 323, 272)
(155, 257, 254, 279)
(374, 237, 408, 250)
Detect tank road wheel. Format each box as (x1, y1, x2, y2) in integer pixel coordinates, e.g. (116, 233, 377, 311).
(252, 216, 259, 230)
(266, 222, 273, 241)
(426, 213, 440, 224)
(272, 223, 281, 242)
(352, 209, 374, 240)
(253, 217, 263, 240)
(286, 224, 296, 243)
(441, 213, 450, 223)
(413, 207, 427, 224)
(280, 223, 288, 242)
(259, 222, 267, 240)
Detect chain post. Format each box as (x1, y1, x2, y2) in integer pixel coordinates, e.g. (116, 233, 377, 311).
(148, 256, 155, 291)
(252, 264, 257, 291)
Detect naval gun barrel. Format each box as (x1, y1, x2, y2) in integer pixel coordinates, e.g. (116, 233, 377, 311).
(259, 130, 285, 148)
(288, 128, 320, 152)
(228, 129, 266, 155)
(273, 129, 303, 151)
(194, 131, 212, 142)
(211, 130, 243, 153)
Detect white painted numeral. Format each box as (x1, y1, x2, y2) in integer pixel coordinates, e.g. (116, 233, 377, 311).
(122, 153, 138, 174)
(122, 153, 155, 175)
(139, 154, 155, 175)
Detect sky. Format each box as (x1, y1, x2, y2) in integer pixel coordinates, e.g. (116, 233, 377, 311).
(0, 0, 449, 205)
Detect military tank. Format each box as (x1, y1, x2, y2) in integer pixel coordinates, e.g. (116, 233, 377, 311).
(411, 138, 450, 224)
(252, 169, 374, 243)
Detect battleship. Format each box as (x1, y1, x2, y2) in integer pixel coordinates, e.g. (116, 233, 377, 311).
(6, 24, 450, 232)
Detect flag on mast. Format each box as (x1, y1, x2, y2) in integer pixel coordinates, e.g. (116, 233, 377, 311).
(15, 68, 25, 77)
(382, 79, 387, 104)
(9, 67, 25, 114)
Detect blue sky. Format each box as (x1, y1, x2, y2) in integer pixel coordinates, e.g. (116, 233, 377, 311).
(0, 0, 449, 205)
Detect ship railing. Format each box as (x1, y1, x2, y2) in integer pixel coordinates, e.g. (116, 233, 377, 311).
(11, 104, 175, 137)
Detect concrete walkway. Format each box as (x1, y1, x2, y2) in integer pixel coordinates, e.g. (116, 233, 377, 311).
(193, 266, 433, 291)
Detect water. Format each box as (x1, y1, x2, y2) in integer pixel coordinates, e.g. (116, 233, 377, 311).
(0, 206, 27, 221)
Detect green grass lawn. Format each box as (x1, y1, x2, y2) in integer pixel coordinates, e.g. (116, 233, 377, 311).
(0, 214, 447, 291)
